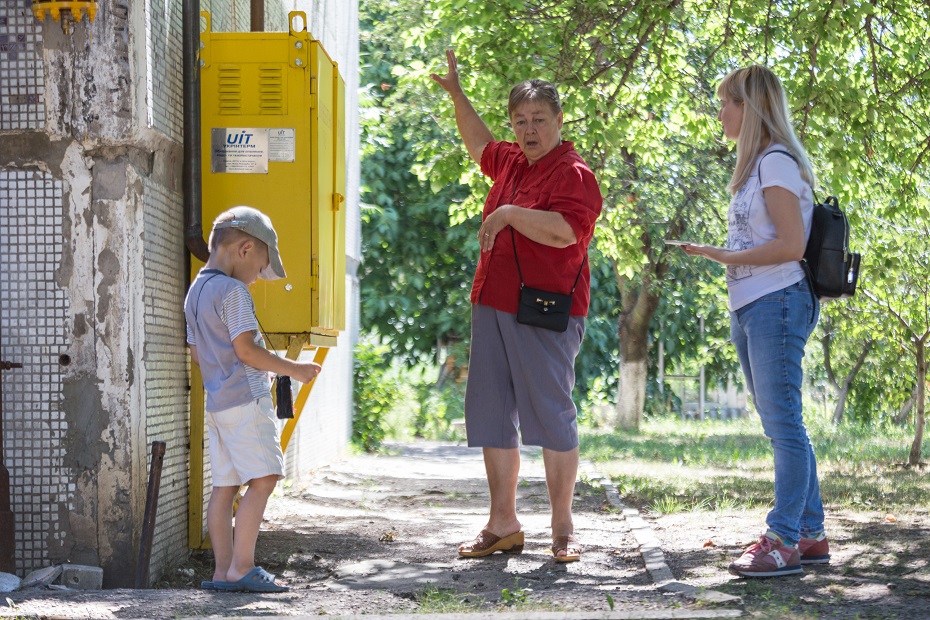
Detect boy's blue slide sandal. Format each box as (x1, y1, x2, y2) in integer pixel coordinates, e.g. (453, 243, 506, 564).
(200, 580, 216, 590)
(215, 567, 289, 593)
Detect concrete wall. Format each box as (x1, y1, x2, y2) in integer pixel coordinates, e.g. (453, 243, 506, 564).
(0, 0, 359, 585)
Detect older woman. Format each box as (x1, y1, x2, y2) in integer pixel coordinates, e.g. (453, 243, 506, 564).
(431, 50, 602, 562)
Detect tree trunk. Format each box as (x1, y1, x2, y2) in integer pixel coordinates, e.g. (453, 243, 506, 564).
(822, 322, 872, 426)
(894, 387, 917, 425)
(615, 282, 660, 430)
(908, 340, 926, 466)
(609, 146, 677, 430)
(617, 358, 648, 429)
(832, 387, 850, 425)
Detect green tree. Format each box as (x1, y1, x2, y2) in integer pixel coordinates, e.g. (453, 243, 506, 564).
(359, 0, 474, 364)
(861, 215, 930, 465)
(359, 0, 623, 405)
(352, 341, 400, 452)
(389, 0, 930, 436)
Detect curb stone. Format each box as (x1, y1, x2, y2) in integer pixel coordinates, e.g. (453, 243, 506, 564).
(582, 464, 742, 608)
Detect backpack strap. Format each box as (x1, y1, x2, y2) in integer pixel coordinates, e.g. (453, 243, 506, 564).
(757, 149, 820, 204)
(756, 149, 796, 183)
(756, 150, 818, 310)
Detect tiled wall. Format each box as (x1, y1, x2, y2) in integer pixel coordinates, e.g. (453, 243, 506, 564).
(202, 0, 287, 32)
(0, 0, 67, 575)
(140, 177, 189, 578)
(0, 169, 70, 572)
(0, 1, 44, 130)
(144, 0, 183, 141)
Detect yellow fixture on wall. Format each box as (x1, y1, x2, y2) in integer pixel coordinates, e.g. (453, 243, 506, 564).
(188, 11, 348, 551)
(31, 1, 97, 33)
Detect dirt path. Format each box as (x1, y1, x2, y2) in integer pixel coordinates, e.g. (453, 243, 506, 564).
(2, 442, 734, 618)
(652, 507, 930, 619)
(6, 441, 928, 618)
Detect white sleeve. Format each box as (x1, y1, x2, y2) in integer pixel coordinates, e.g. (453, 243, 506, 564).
(759, 152, 805, 198)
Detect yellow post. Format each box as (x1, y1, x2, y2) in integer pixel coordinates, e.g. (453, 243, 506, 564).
(281, 346, 329, 454)
(188, 365, 209, 549)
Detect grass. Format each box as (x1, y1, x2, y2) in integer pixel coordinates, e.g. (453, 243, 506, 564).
(414, 585, 483, 614)
(581, 415, 930, 515)
(413, 581, 569, 614)
(581, 414, 930, 619)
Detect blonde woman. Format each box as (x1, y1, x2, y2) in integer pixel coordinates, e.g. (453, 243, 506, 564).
(679, 65, 829, 577)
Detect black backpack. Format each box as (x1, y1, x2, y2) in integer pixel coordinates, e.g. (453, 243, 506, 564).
(802, 195, 861, 300)
(759, 151, 861, 301)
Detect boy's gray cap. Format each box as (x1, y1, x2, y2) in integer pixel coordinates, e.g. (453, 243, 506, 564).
(212, 206, 286, 280)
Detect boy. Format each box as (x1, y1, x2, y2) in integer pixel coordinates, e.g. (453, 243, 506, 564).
(184, 206, 321, 593)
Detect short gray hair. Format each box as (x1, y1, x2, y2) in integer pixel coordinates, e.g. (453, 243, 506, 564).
(508, 79, 561, 118)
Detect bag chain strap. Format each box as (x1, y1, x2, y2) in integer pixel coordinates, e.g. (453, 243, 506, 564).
(510, 227, 586, 294)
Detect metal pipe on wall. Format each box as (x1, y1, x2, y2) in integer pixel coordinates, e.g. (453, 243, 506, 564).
(251, 0, 264, 32)
(183, 0, 209, 263)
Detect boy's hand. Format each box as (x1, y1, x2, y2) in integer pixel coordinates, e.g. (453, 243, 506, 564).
(292, 361, 322, 384)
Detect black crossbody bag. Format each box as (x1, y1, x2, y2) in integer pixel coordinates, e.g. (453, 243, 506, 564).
(510, 227, 586, 332)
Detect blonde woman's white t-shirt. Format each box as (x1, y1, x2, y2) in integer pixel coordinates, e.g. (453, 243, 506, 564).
(726, 144, 814, 311)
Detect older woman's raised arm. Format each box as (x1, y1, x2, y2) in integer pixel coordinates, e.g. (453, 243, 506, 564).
(430, 49, 494, 164)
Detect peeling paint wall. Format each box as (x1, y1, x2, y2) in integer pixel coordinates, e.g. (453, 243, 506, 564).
(1, 0, 359, 587)
(1, 0, 169, 586)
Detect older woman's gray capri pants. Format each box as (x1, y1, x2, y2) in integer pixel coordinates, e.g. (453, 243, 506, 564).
(464, 304, 585, 452)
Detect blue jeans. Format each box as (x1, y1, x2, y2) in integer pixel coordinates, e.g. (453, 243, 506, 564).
(730, 278, 823, 546)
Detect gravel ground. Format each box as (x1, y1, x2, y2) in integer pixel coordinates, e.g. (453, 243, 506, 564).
(8, 441, 924, 619)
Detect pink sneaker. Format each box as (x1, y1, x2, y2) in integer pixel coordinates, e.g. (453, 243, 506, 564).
(728, 534, 803, 577)
(798, 532, 831, 565)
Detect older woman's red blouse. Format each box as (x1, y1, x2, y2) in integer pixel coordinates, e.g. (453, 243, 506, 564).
(471, 140, 602, 316)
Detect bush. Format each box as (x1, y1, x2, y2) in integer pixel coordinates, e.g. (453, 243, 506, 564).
(352, 341, 400, 452)
(407, 374, 466, 440)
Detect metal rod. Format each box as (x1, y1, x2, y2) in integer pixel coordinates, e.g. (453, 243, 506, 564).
(281, 346, 329, 454)
(699, 316, 705, 421)
(135, 441, 167, 588)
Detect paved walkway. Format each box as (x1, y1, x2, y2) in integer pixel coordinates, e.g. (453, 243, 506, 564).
(1, 442, 741, 619)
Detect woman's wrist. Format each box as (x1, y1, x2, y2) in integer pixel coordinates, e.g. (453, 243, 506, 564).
(449, 89, 469, 103)
(497, 204, 515, 225)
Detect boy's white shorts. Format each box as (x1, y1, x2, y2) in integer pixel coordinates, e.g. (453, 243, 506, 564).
(206, 397, 285, 487)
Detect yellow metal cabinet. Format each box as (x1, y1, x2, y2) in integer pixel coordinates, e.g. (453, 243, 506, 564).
(189, 12, 346, 550)
(198, 11, 346, 340)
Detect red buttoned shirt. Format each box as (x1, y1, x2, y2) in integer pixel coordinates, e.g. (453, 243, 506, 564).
(471, 140, 602, 315)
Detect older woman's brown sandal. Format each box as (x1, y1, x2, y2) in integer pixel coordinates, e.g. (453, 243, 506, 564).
(458, 530, 525, 558)
(552, 535, 582, 562)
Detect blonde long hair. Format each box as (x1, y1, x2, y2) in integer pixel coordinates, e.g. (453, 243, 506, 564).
(718, 65, 815, 195)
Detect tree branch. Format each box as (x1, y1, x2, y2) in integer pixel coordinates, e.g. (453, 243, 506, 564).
(843, 339, 874, 389)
